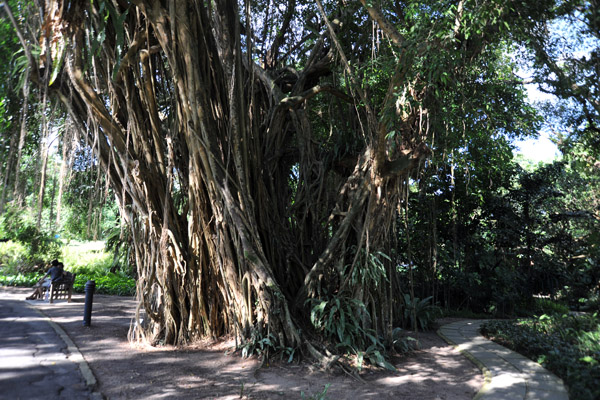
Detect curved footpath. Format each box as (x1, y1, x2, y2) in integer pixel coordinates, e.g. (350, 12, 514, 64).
(438, 320, 569, 400)
(1, 286, 569, 400)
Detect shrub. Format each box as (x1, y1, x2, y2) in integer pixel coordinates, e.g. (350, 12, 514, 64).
(62, 241, 112, 275)
(403, 295, 441, 331)
(532, 297, 570, 316)
(309, 294, 396, 370)
(0, 241, 29, 274)
(0, 272, 40, 287)
(73, 273, 135, 296)
(0, 207, 61, 263)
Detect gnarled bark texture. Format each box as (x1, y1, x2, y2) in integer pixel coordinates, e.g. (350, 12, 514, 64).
(35, 0, 509, 353)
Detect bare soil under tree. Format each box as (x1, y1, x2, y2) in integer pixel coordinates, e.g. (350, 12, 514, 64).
(4, 287, 482, 399)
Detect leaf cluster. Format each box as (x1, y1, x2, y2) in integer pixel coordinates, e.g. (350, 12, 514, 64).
(308, 294, 397, 370)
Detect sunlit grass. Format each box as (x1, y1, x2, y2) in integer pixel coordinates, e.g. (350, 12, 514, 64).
(61, 240, 112, 275)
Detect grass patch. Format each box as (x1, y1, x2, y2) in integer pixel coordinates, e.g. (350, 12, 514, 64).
(62, 240, 113, 275)
(481, 313, 600, 400)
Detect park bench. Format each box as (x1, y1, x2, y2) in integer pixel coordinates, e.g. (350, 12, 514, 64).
(43, 273, 76, 303)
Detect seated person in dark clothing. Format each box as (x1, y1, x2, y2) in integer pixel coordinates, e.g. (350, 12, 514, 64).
(26, 260, 65, 300)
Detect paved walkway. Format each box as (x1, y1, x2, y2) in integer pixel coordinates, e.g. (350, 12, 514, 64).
(438, 320, 569, 400)
(0, 293, 100, 400)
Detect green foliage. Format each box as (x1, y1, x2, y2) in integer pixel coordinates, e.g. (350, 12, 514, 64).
(239, 330, 278, 360)
(0, 272, 39, 287)
(346, 248, 389, 290)
(401, 152, 599, 317)
(61, 241, 112, 275)
(532, 297, 570, 316)
(403, 295, 440, 331)
(72, 273, 135, 296)
(0, 241, 28, 273)
(310, 295, 367, 347)
(62, 240, 134, 295)
(308, 294, 396, 371)
(0, 207, 61, 263)
(481, 313, 600, 400)
(391, 327, 418, 353)
(103, 222, 135, 276)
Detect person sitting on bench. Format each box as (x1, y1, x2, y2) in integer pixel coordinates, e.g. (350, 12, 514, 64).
(26, 260, 65, 300)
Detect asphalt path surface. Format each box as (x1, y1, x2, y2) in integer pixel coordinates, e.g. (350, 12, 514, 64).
(0, 296, 94, 399)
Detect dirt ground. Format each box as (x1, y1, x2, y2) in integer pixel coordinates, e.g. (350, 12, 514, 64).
(3, 286, 483, 399)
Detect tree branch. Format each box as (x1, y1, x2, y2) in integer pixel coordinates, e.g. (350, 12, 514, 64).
(0, 1, 37, 78)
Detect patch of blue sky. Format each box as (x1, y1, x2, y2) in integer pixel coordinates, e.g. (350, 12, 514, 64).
(510, 11, 599, 164)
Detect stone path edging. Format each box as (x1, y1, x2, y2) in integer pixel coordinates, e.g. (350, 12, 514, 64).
(437, 320, 569, 400)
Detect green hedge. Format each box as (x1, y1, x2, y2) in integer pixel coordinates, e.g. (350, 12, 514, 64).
(0, 271, 135, 297)
(73, 273, 135, 296)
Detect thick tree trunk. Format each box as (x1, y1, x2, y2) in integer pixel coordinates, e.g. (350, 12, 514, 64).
(40, 0, 431, 355)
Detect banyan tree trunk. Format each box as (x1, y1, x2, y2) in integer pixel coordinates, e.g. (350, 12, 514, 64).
(38, 0, 429, 352)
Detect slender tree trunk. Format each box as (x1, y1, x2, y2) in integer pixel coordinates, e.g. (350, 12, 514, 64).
(430, 195, 438, 304)
(0, 128, 18, 215)
(35, 52, 51, 229)
(55, 120, 72, 226)
(13, 70, 30, 208)
(36, 143, 49, 229)
(48, 162, 58, 230)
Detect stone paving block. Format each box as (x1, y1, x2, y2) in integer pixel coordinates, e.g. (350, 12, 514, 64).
(440, 332, 465, 341)
(508, 358, 547, 374)
(466, 353, 515, 369)
(440, 325, 461, 331)
(465, 337, 489, 346)
(480, 342, 513, 353)
(502, 352, 531, 361)
(480, 381, 527, 400)
(525, 389, 569, 400)
(527, 372, 563, 383)
(461, 329, 482, 336)
(526, 379, 568, 392)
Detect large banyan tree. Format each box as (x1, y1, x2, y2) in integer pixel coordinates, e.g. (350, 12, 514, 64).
(21, 0, 552, 357)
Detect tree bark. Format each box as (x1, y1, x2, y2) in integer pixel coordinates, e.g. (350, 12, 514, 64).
(0, 128, 18, 215)
(35, 0, 463, 355)
(55, 119, 73, 226)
